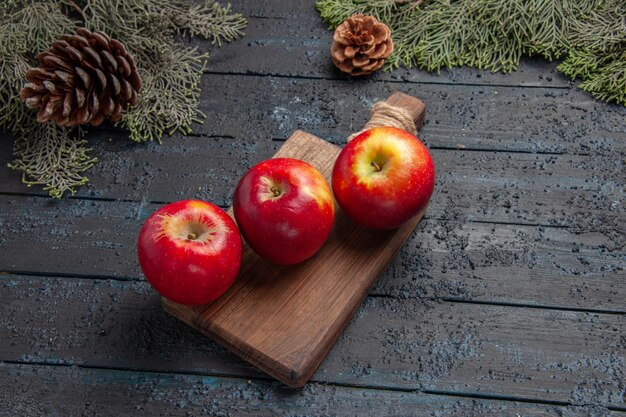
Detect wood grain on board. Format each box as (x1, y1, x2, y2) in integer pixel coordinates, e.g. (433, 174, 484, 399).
(163, 93, 428, 387)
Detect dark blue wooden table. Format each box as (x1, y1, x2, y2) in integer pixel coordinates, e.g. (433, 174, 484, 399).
(1, 1, 625, 415)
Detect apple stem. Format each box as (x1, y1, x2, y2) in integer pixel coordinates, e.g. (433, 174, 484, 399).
(270, 185, 281, 197)
(187, 233, 197, 240)
(370, 161, 382, 172)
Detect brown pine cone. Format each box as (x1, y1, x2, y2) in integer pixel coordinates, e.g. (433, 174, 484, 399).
(330, 14, 394, 76)
(19, 28, 141, 127)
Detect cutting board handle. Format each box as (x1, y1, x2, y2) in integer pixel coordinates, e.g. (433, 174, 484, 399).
(348, 91, 426, 141)
(385, 91, 426, 130)
(164, 92, 429, 389)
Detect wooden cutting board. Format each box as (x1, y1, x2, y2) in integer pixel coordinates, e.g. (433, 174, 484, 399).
(163, 92, 427, 387)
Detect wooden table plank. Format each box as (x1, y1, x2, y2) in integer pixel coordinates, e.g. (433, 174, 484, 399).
(374, 221, 625, 309)
(0, 132, 623, 231)
(2, 72, 611, 155)
(0, 197, 623, 311)
(1, 274, 624, 407)
(3, 363, 613, 417)
(193, 74, 626, 155)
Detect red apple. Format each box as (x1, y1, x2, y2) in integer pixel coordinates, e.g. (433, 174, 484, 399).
(332, 126, 435, 229)
(233, 158, 334, 265)
(137, 200, 242, 305)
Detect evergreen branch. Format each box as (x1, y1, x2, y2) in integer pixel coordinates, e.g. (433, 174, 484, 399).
(81, 0, 246, 64)
(2, 2, 78, 56)
(8, 122, 96, 198)
(165, 1, 247, 46)
(317, 0, 401, 28)
(560, 48, 626, 105)
(576, 57, 626, 105)
(121, 46, 208, 143)
(80, 0, 245, 142)
(558, 0, 625, 105)
(81, 0, 177, 68)
(567, 1, 626, 51)
(0, 44, 31, 133)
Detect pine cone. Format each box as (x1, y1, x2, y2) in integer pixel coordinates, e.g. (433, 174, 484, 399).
(19, 28, 141, 127)
(330, 14, 394, 76)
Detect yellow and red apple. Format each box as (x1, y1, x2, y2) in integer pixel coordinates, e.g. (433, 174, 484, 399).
(233, 158, 334, 265)
(137, 200, 243, 304)
(332, 126, 435, 229)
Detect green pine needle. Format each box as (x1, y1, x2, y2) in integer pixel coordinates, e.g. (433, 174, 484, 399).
(8, 122, 96, 199)
(122, 46, 208, 143)
(558, 1, 626, 105)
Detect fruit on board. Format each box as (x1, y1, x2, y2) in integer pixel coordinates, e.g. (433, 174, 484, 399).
(233, 158, 335, 265)
(332, 126, 435, 229)
(137, 200, 242, 305)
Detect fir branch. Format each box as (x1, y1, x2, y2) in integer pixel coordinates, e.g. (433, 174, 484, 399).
(81, 0, 246, 65)
(576, 57, 626, 105)
(0, 0, 86, 197)
(121, 46, 208, 143)
(8, 122, 96, 198)
(559, 47, 626, 105)
(81, 0, 177, 67)
(579, 53, 626, 106)
(558, 0, 625, 105)
(164, 1, 247, 45)
(2, 1, 78, 56)
(407, 0, 481, 72)
(317, 0, 401, 27)
(567, 1, 626, 51)
(0, 56, 31, 134)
